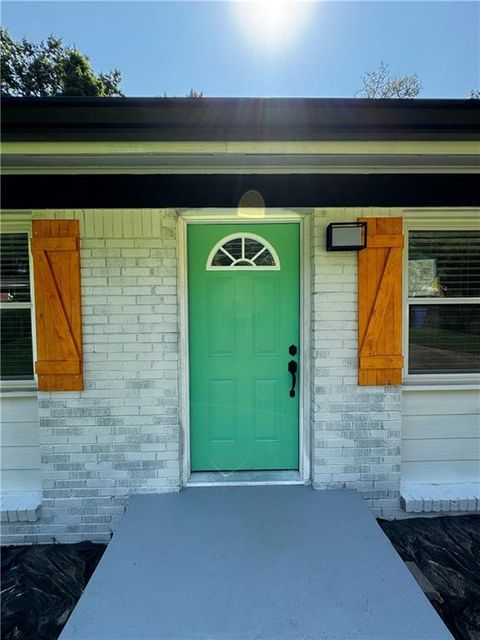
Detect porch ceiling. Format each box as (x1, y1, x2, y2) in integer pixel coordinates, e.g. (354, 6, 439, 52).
(3, 173, 480, 208)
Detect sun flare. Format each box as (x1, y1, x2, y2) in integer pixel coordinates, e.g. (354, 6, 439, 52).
(234, 1, 308, 52)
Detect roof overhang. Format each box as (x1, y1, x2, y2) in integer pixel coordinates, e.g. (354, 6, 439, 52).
(3, 97, 480, 141)
(2, 97, 479, 176)
(2, 141, 479, 175)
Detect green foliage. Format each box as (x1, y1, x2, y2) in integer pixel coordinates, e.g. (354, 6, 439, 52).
(0, 28, 123, 97)
(358, 61, 421, 98)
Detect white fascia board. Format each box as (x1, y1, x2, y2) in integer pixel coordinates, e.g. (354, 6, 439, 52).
(2, 141, 479, 174)
(3, 140, 480, 154)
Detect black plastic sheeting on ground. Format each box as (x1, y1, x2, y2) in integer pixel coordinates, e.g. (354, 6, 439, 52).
(1, 518, 479, 640)
(380, 515, 480, 640)
(1, 542, 106, 640)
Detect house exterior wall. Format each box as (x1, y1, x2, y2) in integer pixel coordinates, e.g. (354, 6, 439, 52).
(1, 395, 40, 493)
(402, 389, 480, 484)
(1, 207, 478, 544)
(311, 209, 403, 518)
(1, 209, 180, 543)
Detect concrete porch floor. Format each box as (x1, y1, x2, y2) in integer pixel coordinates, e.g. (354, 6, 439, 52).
(60, 486, 452, 640)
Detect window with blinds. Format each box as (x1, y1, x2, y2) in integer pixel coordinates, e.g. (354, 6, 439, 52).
(0, 233, 34, 380)
(408, 230, 480, 375)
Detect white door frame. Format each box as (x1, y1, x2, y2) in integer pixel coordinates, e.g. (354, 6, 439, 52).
(177, 209, 312, 485)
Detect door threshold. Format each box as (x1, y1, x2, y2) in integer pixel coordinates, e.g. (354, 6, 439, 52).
(186, 470, 308, 487)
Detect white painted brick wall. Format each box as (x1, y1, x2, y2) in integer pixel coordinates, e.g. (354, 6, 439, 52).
(1, 206, 407, 543)
(311, 209, 403, 518)
(1, 209, 180, 544)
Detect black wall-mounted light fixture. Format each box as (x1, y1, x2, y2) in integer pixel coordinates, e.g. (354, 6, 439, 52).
(326, 222, 367, 251)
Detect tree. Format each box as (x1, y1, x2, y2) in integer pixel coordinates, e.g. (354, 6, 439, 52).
(186, 89, 203, 98)
(358, 61, 421, 98)
(470, 89, 480, 99)
(0, 28, 123, 97)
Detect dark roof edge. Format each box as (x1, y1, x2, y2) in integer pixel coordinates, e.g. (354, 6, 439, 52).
(3, 97, 480, 143)
(2, 96, 479, 106)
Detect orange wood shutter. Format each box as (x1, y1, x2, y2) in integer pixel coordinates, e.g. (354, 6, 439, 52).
(31, 220, 83, 391)
(358, 217, 404, 386)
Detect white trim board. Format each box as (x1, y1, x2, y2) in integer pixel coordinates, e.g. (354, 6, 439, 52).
(177, 210, 312, 486)
(4, 140, 479, 154)
(402, 209, 480, 222)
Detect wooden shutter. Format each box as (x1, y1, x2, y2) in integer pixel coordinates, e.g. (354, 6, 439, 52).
(358, 217, 404, 385)
(31, 220, 83, 391)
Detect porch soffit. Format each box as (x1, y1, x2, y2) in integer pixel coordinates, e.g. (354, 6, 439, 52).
(2, 174, 480, 209)
(1, 140, 480, 174)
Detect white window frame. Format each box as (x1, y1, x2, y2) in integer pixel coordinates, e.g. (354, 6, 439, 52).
(0, 217, 37, 391)
(206, 232, 281, 270)
(403, 214, 480, 385)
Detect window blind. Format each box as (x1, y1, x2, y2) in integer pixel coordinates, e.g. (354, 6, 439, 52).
(409, 230, 480, 298)
(0, 233, 31, 303)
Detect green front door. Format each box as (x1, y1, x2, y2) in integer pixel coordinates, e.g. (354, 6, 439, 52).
(188, 223, 300, 471)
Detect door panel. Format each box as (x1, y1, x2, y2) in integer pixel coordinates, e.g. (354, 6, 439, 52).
(253, 378, 280, 441)
(208, 379, 238, 442)
(253, 277, 280, 355)
(188, 223, 300, 471)
(207, 276, 237, 356)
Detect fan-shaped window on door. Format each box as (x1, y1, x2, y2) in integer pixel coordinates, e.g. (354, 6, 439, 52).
(207, 234, 280, 270)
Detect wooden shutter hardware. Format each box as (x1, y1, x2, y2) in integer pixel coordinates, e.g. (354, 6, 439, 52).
(358, 217, 404, 386)
(31, 220, 83, 391)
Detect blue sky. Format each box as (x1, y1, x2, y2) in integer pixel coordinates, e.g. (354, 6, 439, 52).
(2, 1, 479, 97)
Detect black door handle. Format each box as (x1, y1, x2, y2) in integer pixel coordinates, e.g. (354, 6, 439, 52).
(288, 359, 298, 398)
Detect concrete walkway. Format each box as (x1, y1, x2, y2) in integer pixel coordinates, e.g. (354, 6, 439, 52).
(60, 486, 452, 640)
